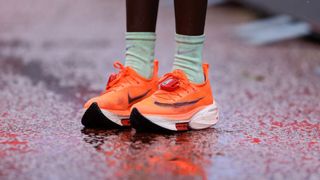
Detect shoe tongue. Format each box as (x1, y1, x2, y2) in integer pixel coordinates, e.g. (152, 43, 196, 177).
(125, 66, 145, 79)
(171, 69, 188, 81)
(124, 66, 140, 77)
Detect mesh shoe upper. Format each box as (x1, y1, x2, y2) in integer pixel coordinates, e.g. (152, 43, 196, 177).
(84, 60, 159, 116)
(132, 64, 214, 119)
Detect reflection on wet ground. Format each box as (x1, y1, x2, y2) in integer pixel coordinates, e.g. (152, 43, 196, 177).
(0, 0, 320, 179)
(82, 128, 218, 179)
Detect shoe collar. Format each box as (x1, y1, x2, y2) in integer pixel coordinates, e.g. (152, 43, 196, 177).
(159, 63, 210, 90)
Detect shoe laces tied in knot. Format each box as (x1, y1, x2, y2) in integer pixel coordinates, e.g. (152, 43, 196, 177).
(104, 61, 130, 92)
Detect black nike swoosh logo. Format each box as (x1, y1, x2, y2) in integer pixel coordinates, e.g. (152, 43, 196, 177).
(128, 89, 151, 104)
(154, 97, 204, 108)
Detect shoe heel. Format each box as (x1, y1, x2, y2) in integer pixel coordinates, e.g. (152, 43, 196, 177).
(189, 103, 219, 130)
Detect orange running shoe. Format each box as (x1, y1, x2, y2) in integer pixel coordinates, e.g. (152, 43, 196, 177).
(130, 63, 219, 131)
(82, 60, 159, 128)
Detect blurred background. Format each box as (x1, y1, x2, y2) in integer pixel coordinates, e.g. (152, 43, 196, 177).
(0, 0, 319, 180)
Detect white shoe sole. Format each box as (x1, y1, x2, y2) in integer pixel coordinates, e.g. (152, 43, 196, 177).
(100, 109, 130, 126)
(132, 103, 219, 131)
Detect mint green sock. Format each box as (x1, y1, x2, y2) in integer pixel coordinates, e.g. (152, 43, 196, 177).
(173, 34, 205, 84)
(125, 32, 156, 79)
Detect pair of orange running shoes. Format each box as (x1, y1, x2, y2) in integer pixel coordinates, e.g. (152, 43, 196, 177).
(82, 60, 219, 131)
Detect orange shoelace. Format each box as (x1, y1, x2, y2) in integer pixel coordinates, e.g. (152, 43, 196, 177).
(102, 61, 139, 94)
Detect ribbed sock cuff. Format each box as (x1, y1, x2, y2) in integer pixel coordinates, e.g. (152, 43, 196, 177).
(126, 32, 156, 41)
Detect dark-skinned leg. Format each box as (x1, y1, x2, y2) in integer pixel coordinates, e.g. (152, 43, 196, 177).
(126, 0, 159, 32)
(174, 0, 207, 35)
(125, 0, 159, 79)
(173, 0, 208, 83)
